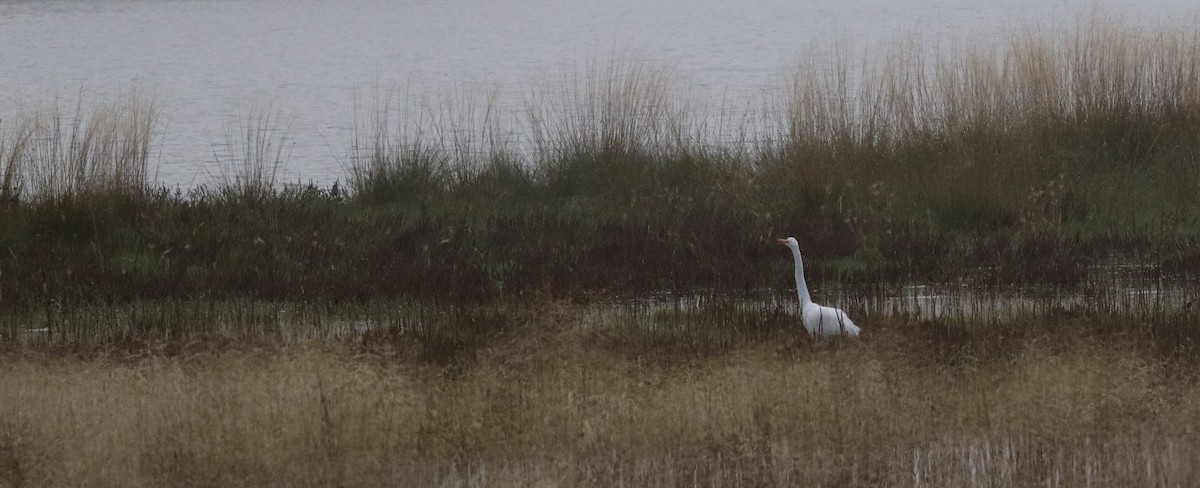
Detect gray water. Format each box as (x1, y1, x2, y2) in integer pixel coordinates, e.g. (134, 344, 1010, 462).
(2, 0, 1198, 187)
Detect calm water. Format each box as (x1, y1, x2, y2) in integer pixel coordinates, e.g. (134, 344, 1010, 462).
(2, 0, 1197, 187)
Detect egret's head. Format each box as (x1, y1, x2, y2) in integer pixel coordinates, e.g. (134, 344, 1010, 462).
(776, 237, 798, 248)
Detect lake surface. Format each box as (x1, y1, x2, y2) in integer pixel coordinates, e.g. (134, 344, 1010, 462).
(2, 0, 1198, 187)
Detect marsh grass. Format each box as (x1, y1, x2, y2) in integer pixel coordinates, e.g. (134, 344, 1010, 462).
(3, 22, 1200, 307)
(0, 118, 34, 203)
(2, 303, 1199, 487)
(12, 89, 160, 200)
(756, 22, 1200, 233)
(208, 106, 293, 202)
(4, 273, 1196, 365)
(341, 21, 1200, 290)
(348, 89, 523, 207)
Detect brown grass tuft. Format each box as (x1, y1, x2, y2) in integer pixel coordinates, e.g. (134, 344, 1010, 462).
(17, 88, 159, 200)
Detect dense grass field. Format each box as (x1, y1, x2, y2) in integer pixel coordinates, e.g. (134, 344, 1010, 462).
(3, 303, 1200, 487)
(2, 21, 1200, 487)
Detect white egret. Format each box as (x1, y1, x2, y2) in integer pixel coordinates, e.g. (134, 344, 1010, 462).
(777, 237, 861, 338)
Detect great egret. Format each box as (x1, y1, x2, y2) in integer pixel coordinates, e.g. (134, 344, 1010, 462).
(777, 237, 861, 338)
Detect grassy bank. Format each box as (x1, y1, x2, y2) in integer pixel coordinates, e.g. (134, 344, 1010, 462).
(2, 304, 1199, 487)
(1, 22, 1200, 307)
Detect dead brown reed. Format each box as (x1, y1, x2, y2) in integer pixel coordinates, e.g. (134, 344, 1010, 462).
(775, 20, 1200, 154)
(1, 310, 1197, 487)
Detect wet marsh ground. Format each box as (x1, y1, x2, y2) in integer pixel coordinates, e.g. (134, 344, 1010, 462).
(3, 21, 1200, 486)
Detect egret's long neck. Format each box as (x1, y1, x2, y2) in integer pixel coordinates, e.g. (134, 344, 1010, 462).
(790, 245, 813, 306)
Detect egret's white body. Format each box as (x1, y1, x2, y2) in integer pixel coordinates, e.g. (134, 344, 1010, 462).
(778, 237, 861, 338)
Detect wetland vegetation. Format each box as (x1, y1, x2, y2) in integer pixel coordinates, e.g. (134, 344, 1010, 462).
(2, 22, 1200, 486)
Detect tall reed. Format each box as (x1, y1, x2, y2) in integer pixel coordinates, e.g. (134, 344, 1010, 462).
(772, 21, 1200, 156)
(211, 106, 292, 201)
(19, 89, 159, 200)
(525, 58, 696, 160)
(0, 117, 34, 202)
(348, 89, 521, 205)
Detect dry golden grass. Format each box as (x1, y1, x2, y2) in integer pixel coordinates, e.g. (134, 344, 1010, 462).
(2, 308, 1197, 487)
(776, 19, 1200, 153)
